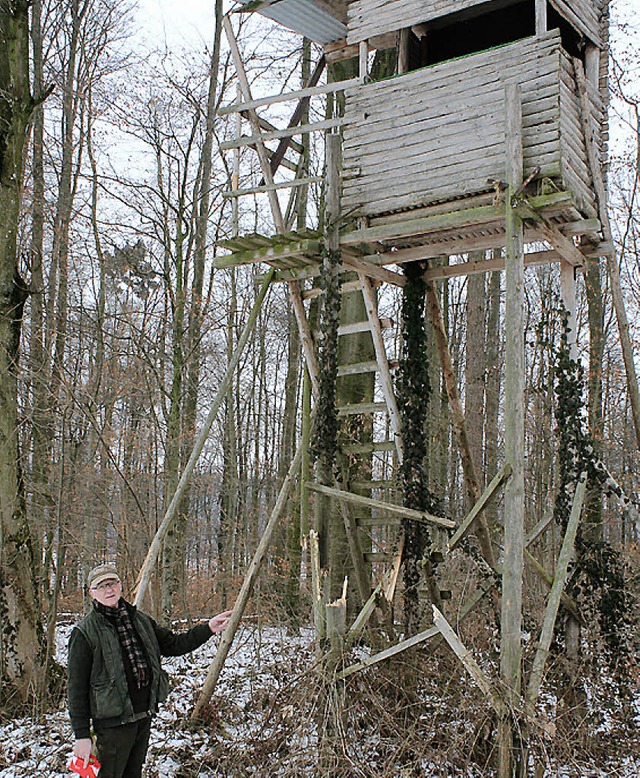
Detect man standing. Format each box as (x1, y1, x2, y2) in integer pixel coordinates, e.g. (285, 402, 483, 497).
(67, 563, 232, 778)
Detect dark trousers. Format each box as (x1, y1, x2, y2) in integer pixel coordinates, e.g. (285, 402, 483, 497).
(95, 717, 152, 778)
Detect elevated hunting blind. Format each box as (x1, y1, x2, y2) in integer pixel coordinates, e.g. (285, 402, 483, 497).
(208, 0, 612, 770)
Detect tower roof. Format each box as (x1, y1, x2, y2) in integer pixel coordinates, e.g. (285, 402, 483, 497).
(235, 0, 348, 44)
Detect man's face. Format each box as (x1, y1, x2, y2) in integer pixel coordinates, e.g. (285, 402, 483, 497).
(89, 578, 122, 607)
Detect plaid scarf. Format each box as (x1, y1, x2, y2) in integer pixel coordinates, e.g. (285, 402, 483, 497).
(94, 599, 150, 689)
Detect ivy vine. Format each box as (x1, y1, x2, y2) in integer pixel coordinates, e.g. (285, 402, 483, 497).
(310, 246, 342, 479)
(552, 303, 636, 670)
(397, 262, 443, 629)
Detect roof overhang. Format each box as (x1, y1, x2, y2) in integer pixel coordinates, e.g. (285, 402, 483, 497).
(235, 0, 348, 45)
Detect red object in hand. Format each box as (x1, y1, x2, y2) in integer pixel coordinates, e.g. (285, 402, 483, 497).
(68, 755, 101, 777)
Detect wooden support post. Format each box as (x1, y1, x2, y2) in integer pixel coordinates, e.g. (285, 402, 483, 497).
(347, 579, 382, 639)
(535, 0, 547, 35)
(310, 530, 325, 642)
(525, 511, 554, 547)
(300, 369, 312, 538)
(500, 82, 525, 778)
(306, 481, 455, 529)
(358, 273, 404, 463)
(524, 549, 583, 624)
(359, 41, 368, 80)
(290, 283, 320, 394)
(560, 260, 578, 360)
(384, 536, 404, 601)
(314, 132, 342, 570)
(191, 444, 303, 721)
(326, 578, 348, 653)
(447, 464, 512, 553)
(133, 270, 274, 606)
(337, 625, 439, 680)
(526, 475, 586, 712)
(338, 492, 372, 607)
(397, 28, 409, 74)
(433, 607, 504, 712)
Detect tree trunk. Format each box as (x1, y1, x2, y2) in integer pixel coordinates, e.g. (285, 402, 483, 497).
(465, 265, 486, 498)
(484, 265, 502, 529)
(584, 257, 604, 542)
(0, 0, 49, 711)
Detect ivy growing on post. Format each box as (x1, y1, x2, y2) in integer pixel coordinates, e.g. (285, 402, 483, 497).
(397, 262, 443, 633)
(553, 304, 636, 688)
(310, 246, 342, 480)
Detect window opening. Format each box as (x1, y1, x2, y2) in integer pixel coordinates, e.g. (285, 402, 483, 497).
(395, 0, 586, 71)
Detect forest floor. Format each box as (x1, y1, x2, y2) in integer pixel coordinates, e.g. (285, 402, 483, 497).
(0, 619, 638, 777)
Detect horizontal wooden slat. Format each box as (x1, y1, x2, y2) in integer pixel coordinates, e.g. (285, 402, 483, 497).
(223, 176, 322, 198)
(218, 77, 362, 115)
(364, 552, 395, 563)
(220, 117, 346, 150)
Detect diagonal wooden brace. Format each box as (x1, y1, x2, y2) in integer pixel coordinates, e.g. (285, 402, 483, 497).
(514, 199, 585, 267)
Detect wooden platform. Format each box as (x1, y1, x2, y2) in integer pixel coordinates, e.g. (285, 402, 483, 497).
(214, 188, 608, 279)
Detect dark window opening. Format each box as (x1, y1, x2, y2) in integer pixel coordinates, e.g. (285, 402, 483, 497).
(398, 0, 585, 71)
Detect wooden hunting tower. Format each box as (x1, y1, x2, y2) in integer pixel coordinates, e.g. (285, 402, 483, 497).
(208, 0, 612, 769)
(230, 0, 608, 244)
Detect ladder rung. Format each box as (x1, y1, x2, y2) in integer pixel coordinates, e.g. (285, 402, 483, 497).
(337, 360, 379, 377)
(337, 360, 398, 377)
(342, 440, 396, 454)
(338, 317, 393, 336)
(337, 402, 388, 416)
(302, 278, 382, 300)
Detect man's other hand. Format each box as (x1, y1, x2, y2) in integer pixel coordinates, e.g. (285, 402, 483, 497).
(208, 610, 233, 634)
(73, 738, 93, 767)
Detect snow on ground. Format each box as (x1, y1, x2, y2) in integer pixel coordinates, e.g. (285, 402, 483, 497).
(0, 619, 638, 777)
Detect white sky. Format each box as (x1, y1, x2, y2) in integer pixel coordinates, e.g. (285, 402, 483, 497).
(135, 0, 222, 51)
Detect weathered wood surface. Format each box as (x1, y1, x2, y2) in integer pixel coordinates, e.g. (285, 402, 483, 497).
(342, 32, 596, 218)
(347, 0, 601, 47)
(306, 481, 456, 529)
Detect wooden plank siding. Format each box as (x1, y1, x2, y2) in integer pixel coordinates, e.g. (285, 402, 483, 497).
(347, 0, 602, 46)
(558, 54, 599, 217)
(341, 32, 597, 219)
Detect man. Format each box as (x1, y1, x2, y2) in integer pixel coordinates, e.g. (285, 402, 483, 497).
(67, 563, 232, 778)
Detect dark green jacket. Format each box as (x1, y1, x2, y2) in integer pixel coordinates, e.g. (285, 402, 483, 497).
(67, 601, 212, 738)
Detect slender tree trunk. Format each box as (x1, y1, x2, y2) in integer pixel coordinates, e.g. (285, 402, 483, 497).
(28, 0, 48, 599)
(177, 0, 224, 596)
(484, 265, 501, 528)
(218, 271, 239, 609)
(0, 0, 50, 711)
(584, 257, 604, 542)
(465, 265, 485, 497)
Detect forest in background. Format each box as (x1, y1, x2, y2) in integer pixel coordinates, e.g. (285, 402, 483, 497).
(0, 0, 639, 772)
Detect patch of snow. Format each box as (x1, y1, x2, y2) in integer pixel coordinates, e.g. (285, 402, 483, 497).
(0, 622, 638, 778)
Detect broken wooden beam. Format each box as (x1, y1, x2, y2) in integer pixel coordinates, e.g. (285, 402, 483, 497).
(306, 481, 456, 530)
